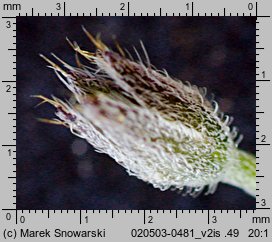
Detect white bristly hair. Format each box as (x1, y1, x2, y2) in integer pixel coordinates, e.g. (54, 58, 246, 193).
(37, 30, 256, 197)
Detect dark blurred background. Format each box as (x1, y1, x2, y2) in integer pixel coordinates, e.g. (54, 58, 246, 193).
(17, 17, 256, 210)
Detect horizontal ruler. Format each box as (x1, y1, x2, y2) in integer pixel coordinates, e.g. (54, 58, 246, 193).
(0, 1, 270, 17)
(0, 209, 271, 240)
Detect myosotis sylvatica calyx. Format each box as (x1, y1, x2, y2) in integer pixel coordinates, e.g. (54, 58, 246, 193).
(35, 28, 256, 197)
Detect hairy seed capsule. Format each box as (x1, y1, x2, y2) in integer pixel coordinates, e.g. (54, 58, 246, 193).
(36, 29, 255, 197)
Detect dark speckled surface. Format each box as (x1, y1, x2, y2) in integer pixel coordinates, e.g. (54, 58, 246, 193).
(17, 17, 255, 209)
